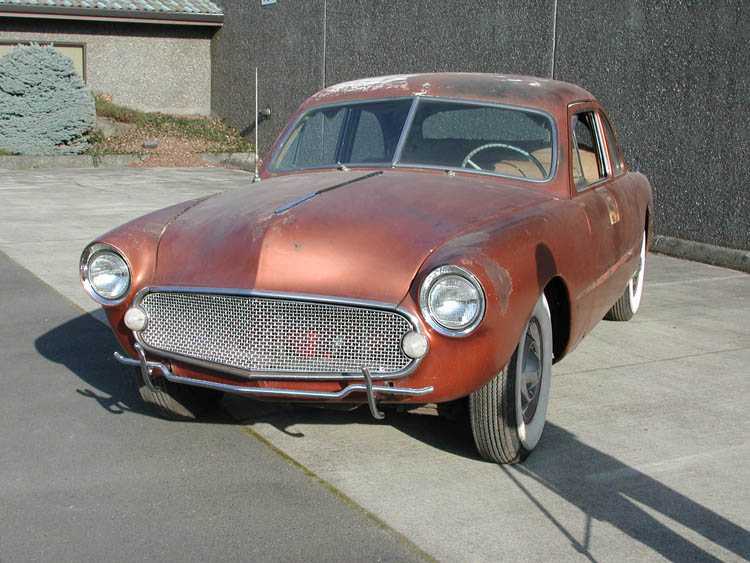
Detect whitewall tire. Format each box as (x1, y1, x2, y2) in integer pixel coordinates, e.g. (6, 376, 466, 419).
(469, 293, 553, 463)
(606, 231, 646, 321)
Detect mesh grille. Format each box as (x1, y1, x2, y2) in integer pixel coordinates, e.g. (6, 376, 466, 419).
(138, 291, 414, 374)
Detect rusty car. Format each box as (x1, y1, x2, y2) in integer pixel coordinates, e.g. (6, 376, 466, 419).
(80, 73, 653, 463)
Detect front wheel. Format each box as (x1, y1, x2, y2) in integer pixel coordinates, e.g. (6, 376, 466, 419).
(605, 231, 646, 321)
(469, 293, 553, 464)
(136, 368, 224, 421)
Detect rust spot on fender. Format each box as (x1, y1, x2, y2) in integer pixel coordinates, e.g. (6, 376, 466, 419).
(437, 230, 512, 312)
(441, 231, 490, 250)
(460, 254, 513, 314)
(252, 220, 268, 242)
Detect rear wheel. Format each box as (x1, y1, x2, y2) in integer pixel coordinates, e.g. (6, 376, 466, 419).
(136, 368, 224, 421)
(606, 232, 646, 321)
(469, 294, 552, 463)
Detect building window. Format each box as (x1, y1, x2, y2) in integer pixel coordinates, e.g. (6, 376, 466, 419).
(0, 42, 86, 81)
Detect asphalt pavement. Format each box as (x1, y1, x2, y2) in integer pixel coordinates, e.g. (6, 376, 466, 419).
(0, 167, 748, 562)
(0, 250, 426, 562)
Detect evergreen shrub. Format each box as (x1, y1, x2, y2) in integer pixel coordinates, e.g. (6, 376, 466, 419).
(0, 44, 95, 155)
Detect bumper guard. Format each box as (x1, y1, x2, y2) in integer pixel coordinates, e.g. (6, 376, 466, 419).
(114, 344, 433, 419)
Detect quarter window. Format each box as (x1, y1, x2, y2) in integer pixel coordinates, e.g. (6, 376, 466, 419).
(600, 112, 624, 175)
(571, 111, 606, 189)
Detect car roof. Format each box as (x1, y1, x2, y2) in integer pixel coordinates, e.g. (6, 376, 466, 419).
(303, 73, 597, 113)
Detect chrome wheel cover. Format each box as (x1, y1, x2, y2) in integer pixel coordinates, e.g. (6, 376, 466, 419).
(519, 319, 543, 424)
(514, 295, 552, 451)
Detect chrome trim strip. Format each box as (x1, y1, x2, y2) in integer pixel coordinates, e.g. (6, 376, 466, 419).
(391, 97, 420, 165)
(592, 111, 613, 179)
(274, 170, 384, 214)
(114, 351, 433, 401)
(131, 286, 425, 381)
(391, 162, 555, 184)
(274, 192, 317, 214)
(133, 286, 404, 311)
(79, 242, 131, 306)
(419, 265, 486, 337)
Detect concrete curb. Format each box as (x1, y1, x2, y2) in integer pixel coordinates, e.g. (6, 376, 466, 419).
(197, 152, 258, 172)
(651, 235, 750, 273)
(0, 154, 143, 169)
(0, 152, 258, 171)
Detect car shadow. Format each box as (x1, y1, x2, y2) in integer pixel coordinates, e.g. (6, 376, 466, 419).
(33, 313, 234, 424)
(237, 401, 749, 561)
(504, 423, 750, 561)
(230, 396, 480, 458)
(36, 313, 750, 561)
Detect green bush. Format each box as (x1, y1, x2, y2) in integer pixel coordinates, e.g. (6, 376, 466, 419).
(0, 44, 95, 155)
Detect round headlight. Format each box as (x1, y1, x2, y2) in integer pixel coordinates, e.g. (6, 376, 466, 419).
(89, 251, 130, 299)
(420, 265, 485, 335)
(80, 244, 131, 304)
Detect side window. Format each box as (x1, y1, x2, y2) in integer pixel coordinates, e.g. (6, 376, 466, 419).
(600, 112, 624, 176)
(273, 100, 411, 171)
(278, 107, 346, 169)
(350, 111, 386, 162)
(571, 111, 606, 189)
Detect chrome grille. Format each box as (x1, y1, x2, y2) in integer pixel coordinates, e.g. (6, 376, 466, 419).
(138, 291, 414, 375)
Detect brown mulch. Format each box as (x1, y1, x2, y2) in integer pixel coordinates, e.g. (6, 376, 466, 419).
(125, 136, 214, 168)
(91, 115, 250, 168)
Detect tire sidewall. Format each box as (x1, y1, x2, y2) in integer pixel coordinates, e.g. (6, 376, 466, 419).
(514, 294, 553, 451)
(627, 234, 646, 314)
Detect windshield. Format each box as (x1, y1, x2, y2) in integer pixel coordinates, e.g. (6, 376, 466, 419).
(272, 98, 555, 181)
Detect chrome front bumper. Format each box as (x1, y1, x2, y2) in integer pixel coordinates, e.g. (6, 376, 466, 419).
(114, 344, 434, 420)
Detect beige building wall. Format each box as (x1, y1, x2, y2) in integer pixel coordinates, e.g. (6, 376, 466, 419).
(0, 21, 215, 115)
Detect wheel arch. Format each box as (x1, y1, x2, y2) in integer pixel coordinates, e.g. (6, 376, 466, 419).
(543, 276, 571, 364)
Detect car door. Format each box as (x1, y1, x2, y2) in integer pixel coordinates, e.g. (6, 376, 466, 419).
(567, 102, 632, 316)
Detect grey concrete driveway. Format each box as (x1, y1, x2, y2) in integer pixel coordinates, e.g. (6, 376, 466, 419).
(1, 167, 748, 562)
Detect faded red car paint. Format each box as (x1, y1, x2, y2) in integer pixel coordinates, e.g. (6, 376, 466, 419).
(82, 73, 652, 462)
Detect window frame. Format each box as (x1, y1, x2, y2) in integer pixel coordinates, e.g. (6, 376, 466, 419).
(0, 41, 87, 82)
(270, 96, 559, 183)
(569, 104, 610, 193)
(270, 97, 415, 172)
(599, 110, 626, 177)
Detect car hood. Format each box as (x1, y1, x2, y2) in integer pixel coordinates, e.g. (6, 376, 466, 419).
(152, 170, 551, 303)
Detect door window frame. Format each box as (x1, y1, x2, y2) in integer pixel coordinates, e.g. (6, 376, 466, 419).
(568, 102, 612, 194)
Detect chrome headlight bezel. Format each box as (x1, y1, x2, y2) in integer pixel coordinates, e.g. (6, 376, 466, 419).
(419, 265, 486, 337)
(80, 243, 131, 305)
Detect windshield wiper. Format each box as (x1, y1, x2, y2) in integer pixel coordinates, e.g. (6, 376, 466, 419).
(274, 170, 384, 214)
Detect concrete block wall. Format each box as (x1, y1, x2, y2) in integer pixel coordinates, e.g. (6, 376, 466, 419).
(553, 1, 748, 251)
(211, 0, 748, 251)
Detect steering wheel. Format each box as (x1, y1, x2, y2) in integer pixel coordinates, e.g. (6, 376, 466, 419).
(461, 143, 547, 178)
